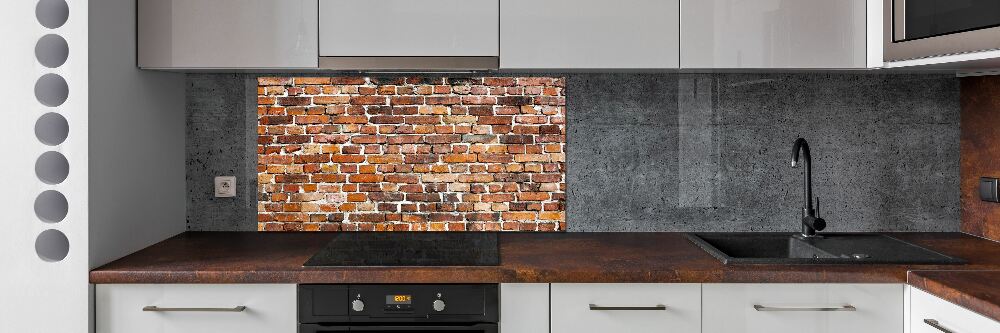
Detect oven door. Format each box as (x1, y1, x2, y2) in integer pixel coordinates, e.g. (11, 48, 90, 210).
(300, 323, 498, 333)
(885, 0, 1000, 61)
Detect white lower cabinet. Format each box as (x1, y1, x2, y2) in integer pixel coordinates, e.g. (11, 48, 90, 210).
(702, 284, 904, 333)
(551, 283, 701, 333)
(96, 284, 297, 333)
(910, 287, 1000, 333)
(500, 283, 550, 333)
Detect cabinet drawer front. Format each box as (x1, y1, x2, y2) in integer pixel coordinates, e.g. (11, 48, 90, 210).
(551, 283, 700, 333)
(319, 0, 499, 57)
(96, 284, 296, 333)
(910, 288, 1000, 333)
(703, 284, 903, 333)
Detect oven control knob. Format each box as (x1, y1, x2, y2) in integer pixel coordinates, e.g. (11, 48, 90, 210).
(351, 299, 365, 312)
(432, 299, 446, 312)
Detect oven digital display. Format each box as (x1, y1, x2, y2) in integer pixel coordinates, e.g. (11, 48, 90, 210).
(386, 295, 412, 304)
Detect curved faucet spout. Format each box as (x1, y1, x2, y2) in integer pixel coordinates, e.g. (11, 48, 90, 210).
(791, 138, 813, 213)
(791, 138, 824, 237)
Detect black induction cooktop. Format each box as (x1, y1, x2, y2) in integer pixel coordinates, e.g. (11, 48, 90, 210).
(303, 232, 500, 267)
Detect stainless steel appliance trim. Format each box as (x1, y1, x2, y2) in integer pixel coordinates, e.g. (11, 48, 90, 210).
(142, 305, 247, 312)
(318, 57, 499, 71)
(588, 304, 667, 311)
(923, 319, 955, 333)
(753, 304, 857, 312)
(892, 0, 905, 41)
(884, 0, 1000, 62)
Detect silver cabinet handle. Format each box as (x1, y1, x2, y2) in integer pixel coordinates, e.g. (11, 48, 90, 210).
(753, 304, 856, 312)
(589, 304, 667, 311)
(924, 319, 955, 333)
(143, 306, 247, 312)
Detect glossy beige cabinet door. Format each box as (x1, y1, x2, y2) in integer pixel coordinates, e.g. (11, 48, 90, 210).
(550, 283, 700, 333)
(681, 0, 873, 68)
(910, 287, 1000, 333)
(702, 284, 903, 333)
(138, 0, 318, 69)
(501, 0, 680, 69)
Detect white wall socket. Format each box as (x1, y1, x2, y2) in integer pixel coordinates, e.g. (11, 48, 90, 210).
(214, 176, 236, 197)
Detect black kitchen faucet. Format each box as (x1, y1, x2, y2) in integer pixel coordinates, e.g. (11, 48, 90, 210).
(791, 138, 826, 237)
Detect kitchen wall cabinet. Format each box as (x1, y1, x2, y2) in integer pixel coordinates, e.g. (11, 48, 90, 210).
(96, 284, 297, 333)
(550, 283, 700, 333)
(319, 0, 499, 61)
(500, 0, 680, 69)
(138, 0, 319, 69)
(500, 284, 549, 333)
(702, 283, 903, 333)
(909, 287, 1000, 333)
(680, 0, 881, 68)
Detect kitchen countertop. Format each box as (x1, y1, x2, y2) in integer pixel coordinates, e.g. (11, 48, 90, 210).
(908, 270, 1000, 322)
(91, 232, 1000, 284)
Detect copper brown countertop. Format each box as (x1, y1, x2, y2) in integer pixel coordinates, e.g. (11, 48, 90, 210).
(908, 270, 1000, 322)
(90, 232, 1000, 284)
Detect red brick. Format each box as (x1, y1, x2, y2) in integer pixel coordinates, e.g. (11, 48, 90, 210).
(295, 77, 331, 85)
(313, 95, 351, 105)
(482, 194, 515, 202)
(405, 116, 441, 124)
(330, 77, 367, 85)
(293, 154, 330, 163)
(277, 97, 311, 106)
(531, 173, 562, 183)
(350, 96, 387, 105)
(429, 213, 462, 222)
(367, 155, 404, 164)
(426, 96, 461, 105)
(331, 155, 366, 163)
(333, 116, 368, 124)
(478, 116, 512, 125)
(258, 77, 292, 85)
(484, 77, 515, 86)
(349, 174, 384, 183)
(370, 115, 404, 124)
(350, 213, 385, 222)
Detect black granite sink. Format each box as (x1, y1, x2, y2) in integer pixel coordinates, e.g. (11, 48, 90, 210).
(686, 233, 966, 265)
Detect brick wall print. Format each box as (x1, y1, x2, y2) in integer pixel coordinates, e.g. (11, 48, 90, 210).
(257, 77, 566, 231)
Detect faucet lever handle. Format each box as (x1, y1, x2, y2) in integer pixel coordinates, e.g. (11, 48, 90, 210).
(815, 196, 820, 218)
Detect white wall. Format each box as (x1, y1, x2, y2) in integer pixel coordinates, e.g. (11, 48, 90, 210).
(0, 0, 90, 331)
(0, 0, 185, 331)
(88, 0, 186, 269)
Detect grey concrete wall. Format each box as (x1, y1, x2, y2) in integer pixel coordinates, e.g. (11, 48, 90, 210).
(186, 73, 960, 232)
(186, 74, 258, 231)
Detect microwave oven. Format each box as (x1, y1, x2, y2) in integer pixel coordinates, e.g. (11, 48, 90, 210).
(884, 0, 1000, 62)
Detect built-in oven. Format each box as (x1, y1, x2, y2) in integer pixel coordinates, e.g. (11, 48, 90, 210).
(299, 284, 499, 333)
(884, 0, 1000, 61)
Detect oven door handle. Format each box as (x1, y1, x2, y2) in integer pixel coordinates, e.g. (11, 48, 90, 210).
(348, 323, 498, 332)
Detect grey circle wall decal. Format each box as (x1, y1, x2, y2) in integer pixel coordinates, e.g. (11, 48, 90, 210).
(34, 190, 68, 223)
(35, 34, 69, 68)
(34, 73, 69, 107)
(36, 0, 69, 29)
(35, 151, 69, 184)
(35, 112, 69, 146)
(35, 229, 69, 262)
